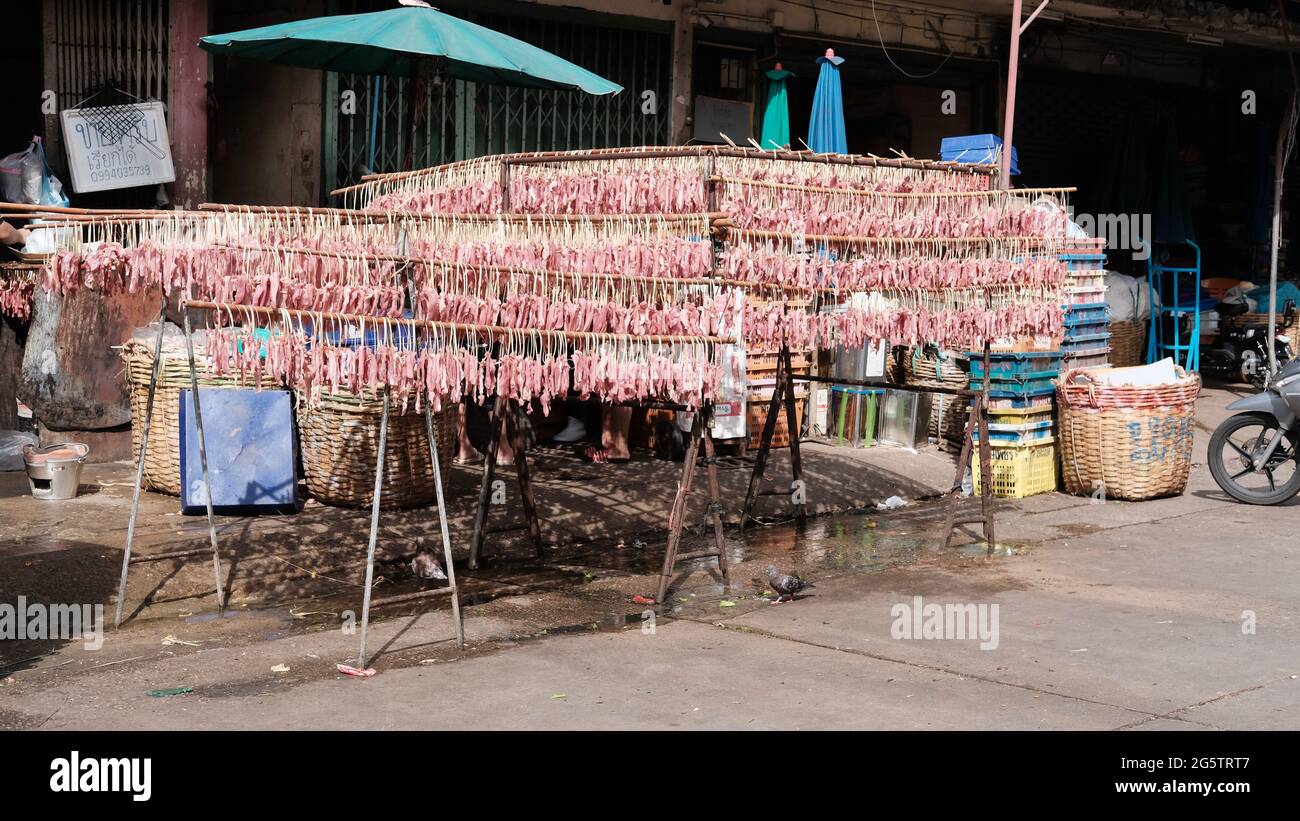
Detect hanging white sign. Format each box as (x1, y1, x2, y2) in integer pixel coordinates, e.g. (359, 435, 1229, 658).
(60, 101, 175, 193)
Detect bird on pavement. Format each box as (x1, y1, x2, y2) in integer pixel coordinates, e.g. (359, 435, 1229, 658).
(410, 537, 448, 581)
(766, 565, 813, 604)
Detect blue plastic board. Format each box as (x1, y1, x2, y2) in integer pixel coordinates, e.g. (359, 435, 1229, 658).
(179, 388, 297, 515)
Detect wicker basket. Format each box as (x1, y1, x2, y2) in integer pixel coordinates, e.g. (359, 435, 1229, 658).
(1241, 312, 1300, 339)
(297, 391, 455, 509)
(122, 339, 277, 495)
(1108, 320, 1147, 368)
(903, 347, 969, 389)
(1056, 367, 1200, 501)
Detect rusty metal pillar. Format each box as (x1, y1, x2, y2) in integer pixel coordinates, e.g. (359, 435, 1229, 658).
(168, 0, 210, 210)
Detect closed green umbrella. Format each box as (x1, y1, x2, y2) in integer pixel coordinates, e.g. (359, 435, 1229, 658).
(759, 65, 794, 150)
(199, 1, 622, 93)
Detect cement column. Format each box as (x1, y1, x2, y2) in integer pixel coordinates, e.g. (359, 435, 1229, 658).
(670, 1, 697, 144)
(168, 0, 210, 210)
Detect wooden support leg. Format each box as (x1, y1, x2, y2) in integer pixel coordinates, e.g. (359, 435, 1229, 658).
(114, 301, 167, 628)
(740, 345, 788, 529)
(780, 347, 807, 525)
(468, 393, 507, 570)
(424, 402, 464, 649)
(700, 406, 730, 592)
(657, 411, 703, 603)
(977, 347, 996, 554)
(509, 401, 545, 558)
(940, 343, 997, 552)
(183, 306, 225, 613)
(941, 392, 981, 551)
(356, 389, 390, 668)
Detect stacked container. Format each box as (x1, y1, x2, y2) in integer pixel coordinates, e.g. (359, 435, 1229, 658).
(1061, 245, 1110, 371)
(966, 351, 1061, 498)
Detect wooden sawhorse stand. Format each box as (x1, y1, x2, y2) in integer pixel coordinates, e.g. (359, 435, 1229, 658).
(737, 344, 997, 554)
(463, 396, 730, 604)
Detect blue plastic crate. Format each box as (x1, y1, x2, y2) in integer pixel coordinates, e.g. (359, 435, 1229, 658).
(969, 371, 1060, 398)
(968, 351, 1061, 379)
(974, 419, 1056, 445)
(1062, 346, 1111, 371)
(1061, 332, 1109, 354)
(986, 395, 1056, 411)
(940, 133, 1019, 173)
(179, 388, 298, 515)
(1064, 302, 1109, 325)
(1065, 319, 1108, 339)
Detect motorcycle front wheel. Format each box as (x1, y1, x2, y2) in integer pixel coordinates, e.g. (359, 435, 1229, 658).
(1208, 412, 1300, 505)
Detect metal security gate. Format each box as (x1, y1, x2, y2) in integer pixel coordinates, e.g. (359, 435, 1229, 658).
(42, 0, 170, 204)
(44, 0, 169, 108)
(325, 3, 671, 192)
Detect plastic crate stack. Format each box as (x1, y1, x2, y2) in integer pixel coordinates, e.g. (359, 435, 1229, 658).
(1061, 244, 1110, 371)
(967, 351, 1061, 498)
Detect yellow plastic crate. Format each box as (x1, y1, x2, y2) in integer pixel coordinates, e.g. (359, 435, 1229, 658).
(971, 437, 1058, 498)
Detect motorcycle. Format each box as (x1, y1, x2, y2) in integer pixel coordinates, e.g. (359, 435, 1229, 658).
(1201, 299, 1296, 388)
(1208, 357, 1300, 504)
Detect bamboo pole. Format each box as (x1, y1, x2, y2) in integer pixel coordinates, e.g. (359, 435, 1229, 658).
(722, 227, 1069, 246)
(336, 143, 996, 195)
(183, 300, 735, 345)
(710, 177, 1076, 198)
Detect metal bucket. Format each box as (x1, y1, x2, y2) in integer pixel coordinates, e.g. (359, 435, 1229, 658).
(22, 442, 90, 500)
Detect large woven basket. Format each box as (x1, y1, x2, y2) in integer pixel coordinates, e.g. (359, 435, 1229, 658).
(122, 338, 276, 495)
(902, 348, 968, 441)
(1056, 367, 1200, 501)
(1108, 320, 1147, 368)
(297, 391, 455, 509)
(903, 347, 969, 389)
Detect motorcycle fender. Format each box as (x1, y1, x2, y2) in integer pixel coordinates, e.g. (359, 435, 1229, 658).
(1226, 393, 1299, 430)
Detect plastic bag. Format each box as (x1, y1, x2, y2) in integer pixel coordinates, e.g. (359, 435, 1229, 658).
(0, 430, 39, 472)
(6, 138, 69, 207)
(0, 144, 33, 202)
(21, 138, 69, 207)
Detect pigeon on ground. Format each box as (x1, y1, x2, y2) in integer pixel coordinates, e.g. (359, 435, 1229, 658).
(410, 537, 447, 581)
(767, 565, 813, 604)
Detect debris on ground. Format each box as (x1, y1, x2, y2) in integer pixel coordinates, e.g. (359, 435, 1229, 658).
(271, 664, 290, 673)
(336, 664, 376, 678)
(719, 600, 737, 608)
(146, 687, 193, 697)
(161, 635, 200, 647)
(632, 594, 654, 605)
(877, 495, 908, 510)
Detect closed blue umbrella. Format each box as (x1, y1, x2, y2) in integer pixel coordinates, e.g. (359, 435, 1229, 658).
(807, 49, 847, 155)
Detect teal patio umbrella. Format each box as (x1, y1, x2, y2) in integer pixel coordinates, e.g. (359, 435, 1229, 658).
(807, 48, 847, 155)
(200, 1, 622, 173)
(759, 64, 795, 150)
(199, 1, 622, 94)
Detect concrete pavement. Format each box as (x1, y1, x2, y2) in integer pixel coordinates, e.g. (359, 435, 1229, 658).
(2, 384, 1297, 729)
